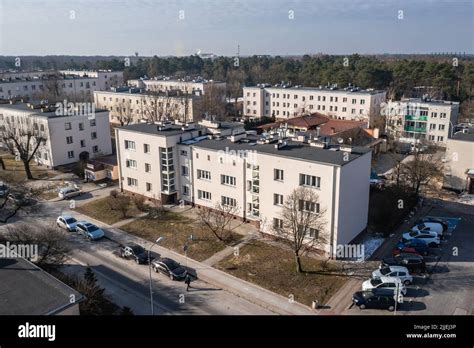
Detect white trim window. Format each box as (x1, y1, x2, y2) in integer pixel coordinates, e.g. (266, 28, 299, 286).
(126, 159, 137, 169)
(221, 175, 236, 186)
(299, 174, 321, 188)
(274, 169, 284, 181)
(221, 196, 236, 207)
(198, 190, 211, 201)
(273, 218, 283, 229)
(197, 169, 211, 181)
(273, 193, 283, 206)
(125, 140, 136, 150)
(127, 177, 138, 187)
(298, 199, 320, 213)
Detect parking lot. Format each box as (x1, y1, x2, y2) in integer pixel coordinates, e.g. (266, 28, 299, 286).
(346, 203, 474, 315)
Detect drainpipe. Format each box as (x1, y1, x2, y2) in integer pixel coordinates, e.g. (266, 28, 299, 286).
(329, 166, 338, 259)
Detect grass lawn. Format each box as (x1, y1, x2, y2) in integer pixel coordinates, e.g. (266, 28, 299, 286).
(121, 211, 237, 262)
(0, 152, 59, 180)
(215, 240, 347, 307)
(75, 196, 142, 225)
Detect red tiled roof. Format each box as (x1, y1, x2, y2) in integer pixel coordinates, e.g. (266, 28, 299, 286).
(318, 119, 368, 135)
(258, 113, 329, 130)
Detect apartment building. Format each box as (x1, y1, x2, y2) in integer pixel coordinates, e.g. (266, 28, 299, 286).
(443, 127, 474, 193)
(385, 98, 459, 146)
(128, 77, 226, 95)
(0, 70, 123, 101)
(243, 84, 386, 127)
(116, 120, 372, 256)
(94, 89, 202, 124)
(0, 102, 112, 167)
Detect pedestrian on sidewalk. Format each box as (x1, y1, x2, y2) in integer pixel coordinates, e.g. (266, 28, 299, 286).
(185, 274, 192, 291)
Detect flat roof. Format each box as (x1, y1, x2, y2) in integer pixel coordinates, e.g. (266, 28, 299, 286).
(0, 256, 84, 315)
(95, 89, 201, 99)
(192, 136, 371, 166)
(245, 85, 385, 95)
(0, 103, 108, 118)
(119, 122, 204, 136)
(397, 98, 459, 106)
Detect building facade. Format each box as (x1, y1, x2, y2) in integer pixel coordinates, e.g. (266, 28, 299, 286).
(128, 78, 226, 95)
(0, 102, 112, 167)
(0, 70, 123, 101)
(385, 98, 460, 146)
(443, 127, 474, 193)
(116, 120, 372, 256)
(243, 84, 386, 127)
(94, 89, 202, 124)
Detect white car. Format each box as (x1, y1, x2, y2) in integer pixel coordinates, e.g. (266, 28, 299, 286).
(402, 230, 440, 247)
(411, 222, 444, 236)
(362, 276, 407, 295)
(56, 215, 79, 232)
(372, 266, 413, 285)
(58, 186, 82, 200)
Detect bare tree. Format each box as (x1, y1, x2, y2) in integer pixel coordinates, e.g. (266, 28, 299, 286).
(107, 193, 131, 218)
(115, 99, 135, 126)
(401, 150, 443, 194)
(199, 84, 227, 121)
(0, 223, 71, 268)
(226, 69, 246, 112)
(274, 187, 327, 273)
(196, 203, 239, 243)
(0, 116, 48, 180)
(143, 89, 186, 123)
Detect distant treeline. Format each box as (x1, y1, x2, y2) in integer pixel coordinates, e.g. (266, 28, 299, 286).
(1, 54, 472, 103)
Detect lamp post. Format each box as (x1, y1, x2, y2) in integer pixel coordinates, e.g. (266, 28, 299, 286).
(149, 236, 164, 315)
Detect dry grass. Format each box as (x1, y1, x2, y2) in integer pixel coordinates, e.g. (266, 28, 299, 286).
(0, 152, 60, 180)
(75, 196, 142, 225)
(121, 211, 238, 262)
(215, 240, 347, 307)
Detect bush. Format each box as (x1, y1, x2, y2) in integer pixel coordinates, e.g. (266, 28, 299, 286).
(132, 195, 147, 212)
(110, 190, 119, 199)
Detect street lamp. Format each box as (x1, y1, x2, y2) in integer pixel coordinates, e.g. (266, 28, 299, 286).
(149, 236, 164, 315)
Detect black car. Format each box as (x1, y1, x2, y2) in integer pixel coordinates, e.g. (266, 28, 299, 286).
(417, 217, 448, 232)
(120, 244, 149, 264)
(352, 289, 396, 311)
(152, 257, 187, 280)
(381, 253, 426, 273)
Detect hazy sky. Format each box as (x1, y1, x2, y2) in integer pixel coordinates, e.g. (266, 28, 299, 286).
(0, 0, 472, 56)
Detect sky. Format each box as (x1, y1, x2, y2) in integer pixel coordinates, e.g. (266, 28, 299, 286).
(0, 0, 473, 56)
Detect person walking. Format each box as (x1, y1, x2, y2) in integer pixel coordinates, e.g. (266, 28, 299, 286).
(184, 274, 192, 291)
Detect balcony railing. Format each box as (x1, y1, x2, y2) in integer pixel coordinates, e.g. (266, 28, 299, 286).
(405, 114, 428, 121)
(404, 126, 427, 133)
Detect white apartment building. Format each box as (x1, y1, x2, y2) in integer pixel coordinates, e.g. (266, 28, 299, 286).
(116, 121, 372, 257)
(0, 70, 123, 101)
(0, 102, 112, 167)
(94, 89, 202, 124)
(385, 98, 460, 146)
(443, 127, 474, 193)
(128, 77, 226, 95)
(243, 84, 386, 126)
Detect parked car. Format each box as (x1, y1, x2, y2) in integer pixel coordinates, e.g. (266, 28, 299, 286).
(58, 186, 82, 200)
(395, 239, 430, 256)
(381, 253, 426, 273)
(392, 247, 419, 257)
(362, 276, 407, 295)
(402, 230, 440, 247)
(119, 244, 150, 264)
(352, 289, 396, 311)
(411, 222, 444, 237)
(56, 215, 79, 231)
(417, 217, 448, 232)
(0, 183, 10, 197)
(75, 221, 104, 241)
(372, 266, 413, 285)
(152, 258, 187, 280)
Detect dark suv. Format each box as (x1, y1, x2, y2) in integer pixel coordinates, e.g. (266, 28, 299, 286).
(381, 253, 426, 273)
(119, 244, 149, 264)
(352, 289, 396, 311)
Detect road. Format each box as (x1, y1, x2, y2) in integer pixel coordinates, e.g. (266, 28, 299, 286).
(4, 191, 275, 315)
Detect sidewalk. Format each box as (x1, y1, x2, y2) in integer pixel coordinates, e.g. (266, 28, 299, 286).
(69, 209, 315, 315)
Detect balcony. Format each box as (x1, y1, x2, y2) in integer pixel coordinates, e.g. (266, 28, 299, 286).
(405, 114, 428, 121)
(404, 126, 427, 133)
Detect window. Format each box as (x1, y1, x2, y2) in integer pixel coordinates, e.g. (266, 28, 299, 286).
(91, 132, 97, 140)
(273, 218, 283, 229)
(438, 124, 445, 131)
(181, 150, 188, 156)
(127, 177, 138, 187)
(66, 136, 73, 144)
(182, 185, 189, 196)
(65, 122, 72, 130)
(221, 175, 236, 186)
(145, 163, 151, 172)
(352, 99, 356, 104)
(92, 146, 99, 153)
(298, 199, 320, 213)
(437, 136, 444, 142)
(221, 196, 236, 207)
(273, 193, 283, 206)
(146, 183, 152, 191)
(360, 99, 365, 105)
(429, 123, 436, 130)
(80, 140, 86, 148)
(207, 155, 211, 161)
(308, 228, 319, 238)
(126, 159, 137, 169)
(197, 169, 211, 180)
(300, 174, 321, 188)
(78, 123, 84, 131)
(125, 140, 135, 150)
(196, 153, 199, 159)
(274, 169, 284, 181)
(431, 112, 437, 118)
(440, 113, 447, 119)
(144, 144, 150, 153)
(181, 166, 189, 176)
(67, 151, 74, 159)
(40, 124, 44, 131)
(198, 190, 211, 201)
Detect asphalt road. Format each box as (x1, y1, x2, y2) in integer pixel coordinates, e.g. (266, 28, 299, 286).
(4, 197, 275, 315)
